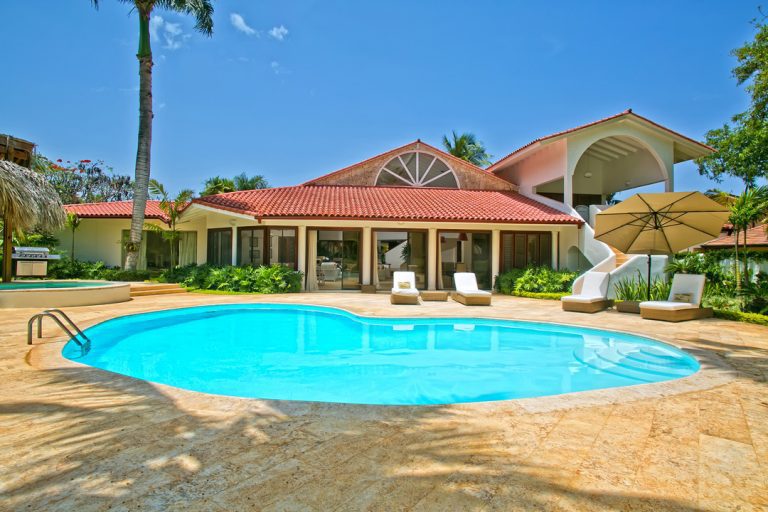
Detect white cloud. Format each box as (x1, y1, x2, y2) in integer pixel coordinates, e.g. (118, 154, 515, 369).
(270, 61, 284, 74)
(268, 25, 288, 41)
(149, 15, 189, 50)
(230, 13, 257, 36)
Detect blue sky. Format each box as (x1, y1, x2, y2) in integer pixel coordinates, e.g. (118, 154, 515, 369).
(2, 1, 763, 196)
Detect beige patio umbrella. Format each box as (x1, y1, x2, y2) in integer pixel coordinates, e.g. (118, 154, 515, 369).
(594, 191, 730, 300)
(0, 160, 66, 282)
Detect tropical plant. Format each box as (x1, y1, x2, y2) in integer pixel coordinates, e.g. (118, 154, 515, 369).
(442, 131, 492, 167)
(201, 173, 269, 196)
(90, 0, 214, 271)
(158, 263, 303, 293)
(495, 267, 577, 295)
(728, 185, 768, 287)
(613, 271, 671, 302)
(65, 212, 81, 260)
(201, 176, 235, 196)
(34, 156, 134, 204)
(145, 179, 194, 269)
(233, 173, 269, 191)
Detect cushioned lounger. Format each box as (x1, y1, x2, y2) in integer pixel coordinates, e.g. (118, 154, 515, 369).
(452, 272, 492, 306)
(640, 273, 713, 322)
(561, 271, 613, 313)
(390, 271, 420, 305)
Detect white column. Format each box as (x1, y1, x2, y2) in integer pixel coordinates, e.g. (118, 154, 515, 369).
(230, 226, 237, 265)
(297, 226, 307, 290)
(361, 227, 372, 285)
(665, 164, 675, 192)
(427, 228, 437, 290)
(491, 229, 500, 285)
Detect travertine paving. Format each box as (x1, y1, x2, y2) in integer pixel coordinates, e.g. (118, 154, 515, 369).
(1, 292, 766, 511)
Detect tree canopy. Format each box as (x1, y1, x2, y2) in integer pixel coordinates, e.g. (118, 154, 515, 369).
(698, 14, 768, 189)
(34, 156, 134, 204)
(201, 173, 269, 196)
(442, 131, 492, 167)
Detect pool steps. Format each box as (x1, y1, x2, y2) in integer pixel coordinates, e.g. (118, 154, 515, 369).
(129, 283, 188, 297)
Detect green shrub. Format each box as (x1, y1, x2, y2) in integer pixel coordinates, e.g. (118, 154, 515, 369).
(47, 258, 150, 281)
(158, 264, 303, 294)
(703, 295, 741, 312)
(713, 309, 768, 327)
(512, 291, 569, 300)
(495, 267, 577, 295)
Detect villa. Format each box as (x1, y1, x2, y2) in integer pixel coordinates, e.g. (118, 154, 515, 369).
(59, 110, 713, 293)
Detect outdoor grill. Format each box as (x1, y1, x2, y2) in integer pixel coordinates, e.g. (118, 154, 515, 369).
(11, 247, 61, 277)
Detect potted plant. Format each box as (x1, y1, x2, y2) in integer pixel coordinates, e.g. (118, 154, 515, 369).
(613, 272, 671, 314)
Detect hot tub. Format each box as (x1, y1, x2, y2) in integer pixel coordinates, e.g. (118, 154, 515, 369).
(0, 280, 131, 308)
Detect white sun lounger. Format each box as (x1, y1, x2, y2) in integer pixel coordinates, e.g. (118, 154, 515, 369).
(451, 272, 492, 306)
(390, 271, 420, 305)
(561, 271, 613, 313)
(640, 273, 712, 322)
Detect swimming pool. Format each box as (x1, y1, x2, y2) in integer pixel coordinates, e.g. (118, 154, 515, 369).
(63, 304, 699, 405)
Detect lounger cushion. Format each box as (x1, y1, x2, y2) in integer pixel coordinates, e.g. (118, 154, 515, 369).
(561, 295, 607, 303)
(640, 300, 698, 311)
(457, 290, 491, 298)
(391, 288, 419, 296)
(667, 274, 706, 306)
(453, 272, 482, 292)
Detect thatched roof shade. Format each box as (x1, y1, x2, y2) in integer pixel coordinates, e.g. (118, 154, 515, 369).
(0, 159, 65, 231)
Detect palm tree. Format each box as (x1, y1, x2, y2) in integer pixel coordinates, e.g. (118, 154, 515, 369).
(146, 179, 194, 269)
(201, 176, 235, 196)
(65, 212, 81, 261)
(233, 173, 269, 191)
(90, 1, 214, 271)
(442, 131, 492, 167)
(729, 185, 768, 288)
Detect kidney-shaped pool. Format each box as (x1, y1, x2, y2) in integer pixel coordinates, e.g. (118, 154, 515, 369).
(63, 304, 699, 405)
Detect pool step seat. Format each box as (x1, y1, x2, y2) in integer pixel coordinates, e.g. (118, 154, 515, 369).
(574, 343, 694, 383)
(130, 283, 188, 297)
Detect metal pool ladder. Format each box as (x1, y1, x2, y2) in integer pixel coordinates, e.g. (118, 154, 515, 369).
(28, 309, 90, 349)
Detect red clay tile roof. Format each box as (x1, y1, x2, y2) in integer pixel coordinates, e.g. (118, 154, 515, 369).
(193, 186, 581, 224)
(701, 224, 768, 248)
(64, 200, 169, 222)
(488, 109, 715, 173)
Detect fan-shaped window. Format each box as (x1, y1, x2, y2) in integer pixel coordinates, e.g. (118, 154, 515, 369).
(375, 152, 459, 188)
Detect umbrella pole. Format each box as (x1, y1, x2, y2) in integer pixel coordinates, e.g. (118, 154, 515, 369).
(2, 214, 12, 283)
(646, 254, 652, 301)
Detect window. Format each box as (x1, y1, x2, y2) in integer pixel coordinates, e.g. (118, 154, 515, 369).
(235, 227, 297, 269)
(501, 232, 553, 271)
(207, 228, 232, 266)
(375, 151, 458, 188)
(374, 231, 427, 291)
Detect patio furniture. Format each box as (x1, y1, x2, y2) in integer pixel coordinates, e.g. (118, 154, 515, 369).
(451, 272, 492, 306)
(561, 271, 613, 313)
(390, 271, 420, 305)
(639, 273, 713, 322)
(420, 290, 448, 301)
(320, 262, 340, 281)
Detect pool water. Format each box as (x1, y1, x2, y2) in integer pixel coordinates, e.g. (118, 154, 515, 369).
(1, 281, 110, 290)
(63, 304, 699, 405)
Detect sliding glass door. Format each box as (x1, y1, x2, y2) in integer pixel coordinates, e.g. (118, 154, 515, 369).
(439, 231, 492, 290)
(237, 227, 297, 269)
(315, 230, 361, 290)
(373, 231, 427, 291)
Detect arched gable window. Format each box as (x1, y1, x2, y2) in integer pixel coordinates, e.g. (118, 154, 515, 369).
(375, 152, 459, 188)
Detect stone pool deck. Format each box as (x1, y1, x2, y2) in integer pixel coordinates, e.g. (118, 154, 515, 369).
(0, 292, 767, 511)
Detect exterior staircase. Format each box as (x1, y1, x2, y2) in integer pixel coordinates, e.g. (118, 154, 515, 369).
(129, 283, 188, 297)
(610, 246, 630, 268)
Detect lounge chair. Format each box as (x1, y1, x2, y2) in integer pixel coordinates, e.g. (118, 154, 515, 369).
(561, 271, 613, 313)
(390, 271, 420, 305)
(640, 273, 713, 322)
(451, 272, 492, 306)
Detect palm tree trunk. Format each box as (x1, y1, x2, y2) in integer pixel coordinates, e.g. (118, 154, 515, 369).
(734, 230, 741, 292)
(2, 215, 12, 283)
(125, 9, 154, 271)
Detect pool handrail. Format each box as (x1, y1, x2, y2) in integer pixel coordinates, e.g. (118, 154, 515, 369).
(27, 309, 90, 348)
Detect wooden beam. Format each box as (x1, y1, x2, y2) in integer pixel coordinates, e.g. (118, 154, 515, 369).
(593, 139, 630, 156)
(2, 215, 12, 283)
(586, 146, 620, 160)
